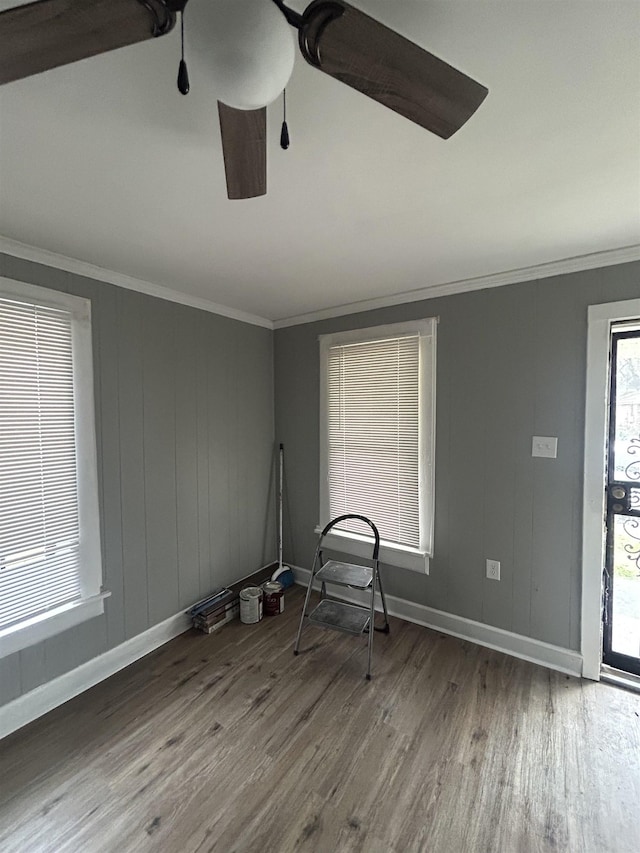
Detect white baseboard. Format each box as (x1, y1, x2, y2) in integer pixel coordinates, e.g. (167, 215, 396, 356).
(0, 563, 279, 741)
(0, 609, 195, 741)
(1, 563, 585, 741)
(292, 566, 583, 678)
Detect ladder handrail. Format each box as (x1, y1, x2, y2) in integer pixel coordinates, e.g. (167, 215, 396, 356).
(319, 514, 381, 561)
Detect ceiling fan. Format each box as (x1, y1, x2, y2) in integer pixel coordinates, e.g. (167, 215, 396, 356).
(0, 0, 488, 200)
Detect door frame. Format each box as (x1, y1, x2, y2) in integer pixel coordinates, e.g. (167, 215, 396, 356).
(582, 298, 640, 679)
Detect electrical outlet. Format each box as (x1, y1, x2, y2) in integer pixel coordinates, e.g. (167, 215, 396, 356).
(486, 559, 501, 581)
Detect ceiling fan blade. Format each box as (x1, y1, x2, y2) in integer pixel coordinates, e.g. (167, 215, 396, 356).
(217, 102, 267, 200)
(0, 0, 176, 86)
(298, 0, 488, 139)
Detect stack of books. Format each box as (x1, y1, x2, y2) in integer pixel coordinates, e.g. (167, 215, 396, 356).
(190, 588, 239, 634)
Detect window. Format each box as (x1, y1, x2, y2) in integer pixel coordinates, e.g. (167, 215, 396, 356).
(0, 278, 106, 659)
(319, 318, 436, 573)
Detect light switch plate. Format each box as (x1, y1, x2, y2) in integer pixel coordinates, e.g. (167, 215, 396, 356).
(532, 436, 558, 458)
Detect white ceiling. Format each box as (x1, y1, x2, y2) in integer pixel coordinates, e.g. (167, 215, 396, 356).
(0, 0, 639, 324)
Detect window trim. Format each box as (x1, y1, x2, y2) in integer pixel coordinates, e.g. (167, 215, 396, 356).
(0, 277, 106, 659)
(318, 318, 436, 574)
(0, 593, 110, 659)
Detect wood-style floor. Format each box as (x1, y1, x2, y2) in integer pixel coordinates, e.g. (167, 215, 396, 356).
(1, 587, 639, 853)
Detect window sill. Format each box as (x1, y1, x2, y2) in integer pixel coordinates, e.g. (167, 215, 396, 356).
(0, 591, 111, 660)
(314, 527, 430, 574)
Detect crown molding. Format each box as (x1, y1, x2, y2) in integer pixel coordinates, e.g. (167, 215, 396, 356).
(2, 237, 638, 333)
(272, 244, 640, 329)
(0, 236, 274, 330)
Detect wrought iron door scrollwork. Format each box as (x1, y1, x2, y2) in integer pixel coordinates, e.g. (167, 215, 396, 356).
(621, 516, 640, 574)
(624, 437, 640, 481)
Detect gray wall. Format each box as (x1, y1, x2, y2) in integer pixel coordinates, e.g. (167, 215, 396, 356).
(0, 254, 275, 706)
(1, 254, 638, 707)
(274, 261, 640, 652)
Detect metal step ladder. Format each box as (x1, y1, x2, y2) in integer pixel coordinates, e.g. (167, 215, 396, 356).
(293, 514, 390, 680)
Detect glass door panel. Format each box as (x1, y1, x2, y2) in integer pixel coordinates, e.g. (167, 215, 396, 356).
(604, 331, 640, 675)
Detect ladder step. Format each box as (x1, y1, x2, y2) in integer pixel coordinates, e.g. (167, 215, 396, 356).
(315, 560, 373, 589)
(308, 599, 371, 635)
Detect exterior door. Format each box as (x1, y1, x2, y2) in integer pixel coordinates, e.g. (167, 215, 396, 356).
(603, 328, 640, 675)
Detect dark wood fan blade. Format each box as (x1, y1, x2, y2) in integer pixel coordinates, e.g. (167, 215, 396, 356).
(299, 0, 488, 139)
(217, 102, 267, 200)
(0, 0, 176, 86)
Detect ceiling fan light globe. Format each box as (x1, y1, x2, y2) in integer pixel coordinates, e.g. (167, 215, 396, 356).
(188, 0, 295, 109)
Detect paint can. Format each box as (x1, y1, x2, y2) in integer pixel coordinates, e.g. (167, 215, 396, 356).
(262, 580, 284, 616)
(239, 586, 263, 624)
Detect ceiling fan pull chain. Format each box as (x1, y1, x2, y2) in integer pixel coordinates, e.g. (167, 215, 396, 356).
(280, 88, 290, 149)
(177, 10, 190, 95)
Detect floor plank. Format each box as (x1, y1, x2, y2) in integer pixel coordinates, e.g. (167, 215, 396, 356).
(0, 587, 639, 852)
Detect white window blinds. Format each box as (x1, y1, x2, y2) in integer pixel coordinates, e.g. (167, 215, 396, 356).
(328, 334, 421, 548)
(0, 296, 83, 630)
